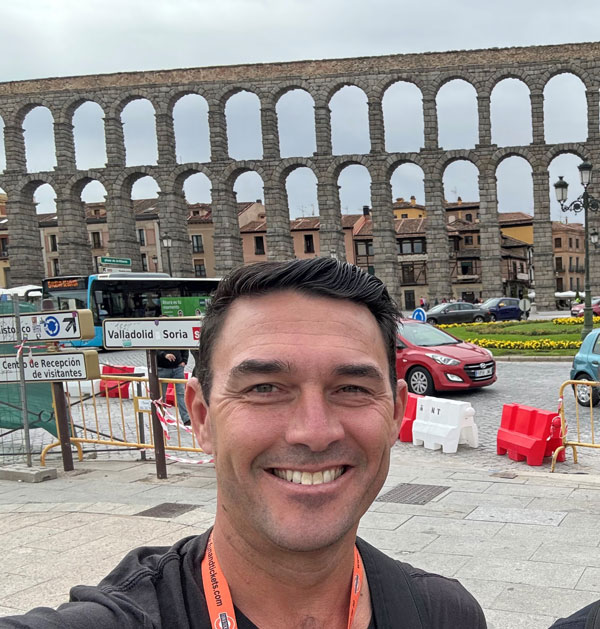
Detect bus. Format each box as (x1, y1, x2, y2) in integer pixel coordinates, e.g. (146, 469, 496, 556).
(41, 273, 220, 348)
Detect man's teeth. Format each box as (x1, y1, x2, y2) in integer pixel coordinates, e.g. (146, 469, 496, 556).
(273, 467, 344, 485)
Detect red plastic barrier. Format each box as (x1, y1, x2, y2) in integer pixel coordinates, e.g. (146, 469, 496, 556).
(165, 372, 190, 406)
(399, 393, 422, 442)
(99, 365, 135, 398)
(497, 403, 562, 466)
(545, 416, 566, 462)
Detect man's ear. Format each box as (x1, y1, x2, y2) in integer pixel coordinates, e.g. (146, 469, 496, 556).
(185, 377, 214, 454)
(391, 379, 408, 446)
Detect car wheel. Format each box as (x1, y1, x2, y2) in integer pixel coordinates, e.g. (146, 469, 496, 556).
(574, 374, 600, 407)
(518, 312, 524, 321)
(428, 318, 437, 325)
(407, 367, 435, 396)
(474, 315, 484, 323)
(490, 314, 497, 322)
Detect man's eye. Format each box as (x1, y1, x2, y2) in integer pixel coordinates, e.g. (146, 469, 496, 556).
(250, 383, 278, 394)
(338, 385, 369, 394)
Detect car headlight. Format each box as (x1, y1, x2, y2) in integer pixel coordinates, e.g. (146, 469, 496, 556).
(426, 353, 461, 366)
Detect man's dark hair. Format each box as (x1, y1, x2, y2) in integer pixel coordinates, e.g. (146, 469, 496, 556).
(194, 258, 400, 402)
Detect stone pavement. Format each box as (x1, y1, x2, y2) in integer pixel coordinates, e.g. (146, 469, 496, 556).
(1, 443, 600, 628)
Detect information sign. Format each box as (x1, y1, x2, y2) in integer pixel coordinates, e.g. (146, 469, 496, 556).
(0, 309, 95, 344)
(99, 257, 131, 267)
(411, 307, 427, 322)
(103, 318, 202, 349)
(160, 296, 211, 317)
(0, 350, 100, 383)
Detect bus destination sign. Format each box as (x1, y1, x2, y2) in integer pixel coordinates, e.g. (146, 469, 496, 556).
(0, 350, 100, 383)
(103, 318, 202, 349)
(0, 309, 95, 344)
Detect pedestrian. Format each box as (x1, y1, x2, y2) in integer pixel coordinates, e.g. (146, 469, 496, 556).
(0, 258, 486, 628)
(157, 348, 190, 425)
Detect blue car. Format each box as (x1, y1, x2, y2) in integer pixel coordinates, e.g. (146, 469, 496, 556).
(570, 328, 600, 406)
(478, 297, 524, 321)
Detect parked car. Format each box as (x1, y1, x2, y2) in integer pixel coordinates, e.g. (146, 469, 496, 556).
(425, 302, 489, 325)
(570, 327, 600, 406)
(571, 298, 600, 317)
(478, 297, 523, 321)
(396, 319, 497, 396)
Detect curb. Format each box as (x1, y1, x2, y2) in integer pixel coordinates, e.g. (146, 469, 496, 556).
(495, 355, 574, 362)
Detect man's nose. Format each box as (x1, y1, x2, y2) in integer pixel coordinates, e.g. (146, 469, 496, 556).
(284, 389, 345, 451)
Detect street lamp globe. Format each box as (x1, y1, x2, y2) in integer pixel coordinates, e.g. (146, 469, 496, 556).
(554, 176, 569, 204)
(579, 161, 593, 187)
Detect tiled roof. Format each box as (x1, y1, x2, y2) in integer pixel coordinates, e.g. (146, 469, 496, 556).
(498, 212, 533, 224)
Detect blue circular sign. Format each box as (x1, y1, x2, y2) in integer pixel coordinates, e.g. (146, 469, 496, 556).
(42, 315, 60, 337)
(411, 307, 427, 322)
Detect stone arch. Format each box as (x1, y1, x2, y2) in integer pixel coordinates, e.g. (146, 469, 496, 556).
(493, 147, 537, 171)
(441, 158, 480, 203)
(382, 80, 424, 153)
(13, 99, 58, 126)
(273, 157, 317, 185)
(372, 75, 425, 101)
(336, 162, 372, 213)
(121, 171, 162, 200)
(486, 69, 534, 94)
(433, 74, 481, 96)
(329, 85, 370, 155)
(435, 79, 479, 150)
(388, 160, 426, 207)
(384, 155, 427, 181)
(119, 97, 159, 167)
(539, 65, 593, 91)
(283, 165, 319, 220)
(67, 171, 110, 198)
(490, 78, 533, 147)
(223, 89, 263, 160)
(171, 92, 210, 164)
(272, 81, 315, 103)
(22, 105, 57, 173)
(71, 100, 107, 169)
(544, 145, 587, 169)
(276, 88, 317, 158)
(173, 164, 214, 193)
(544, 73, 588, 144)
(495, 155, 534, 215)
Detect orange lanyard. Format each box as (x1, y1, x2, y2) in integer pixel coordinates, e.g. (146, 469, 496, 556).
(201, 532, 364, 629)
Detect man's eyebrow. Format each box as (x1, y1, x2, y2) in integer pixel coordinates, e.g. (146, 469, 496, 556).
(228, 359, 292, 379)
(332, 364, 386, 380)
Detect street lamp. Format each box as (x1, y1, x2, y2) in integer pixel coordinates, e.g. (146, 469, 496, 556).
(162, 238, 172, 276)
(554, 161, 600, 340)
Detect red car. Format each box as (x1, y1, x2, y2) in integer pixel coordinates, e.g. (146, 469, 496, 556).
(396, 319, 497, 396)
(571, 298, 600, 317)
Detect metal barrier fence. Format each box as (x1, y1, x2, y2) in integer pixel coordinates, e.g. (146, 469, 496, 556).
(551, 379, 600, 471)
(40, 373, 210, 467)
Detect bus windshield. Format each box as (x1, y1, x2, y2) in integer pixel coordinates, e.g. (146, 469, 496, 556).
(41, 277, 89, 311)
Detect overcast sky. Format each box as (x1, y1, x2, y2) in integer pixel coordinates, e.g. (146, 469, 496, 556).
(4, 0, 600, 221)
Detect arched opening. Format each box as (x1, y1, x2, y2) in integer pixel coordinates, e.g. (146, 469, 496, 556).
(276, 89, 316, 158)
(390, 163, 425, 211)
(182, 172, 212, 204)
(337, 164, 371, 213)
(544, 73, 587, 144)
(173, 94, 210, 164)
(73, 101, 107, 169)
(181, 171, 213, 277)
(382, 81, 424, 153)
(225, 91, 263, 160)
(436, 79, 478, 150)
(442, 160, 479, 205)
(23, 106, 57, 172)
(496, 156, 534, 214)
(130, 175, 160, 202)
(233, 171, 266, 261)
(121, 99, 158, 167)
(285, 167, 318, 219)
(0, 185, 8, 287)
(33, 182, 57, 214)
(490, 79, 532, 147)
(330, 86, 370, 155)
(233, 170, 264, 205)
(79, 180, 108, 269)
(129, 175, 160, 273)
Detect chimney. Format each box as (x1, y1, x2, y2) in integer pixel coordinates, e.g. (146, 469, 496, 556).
(395, 197, 404, 203)
(256, 199, 262, 204)
(410, 195, 416, 206)
(362, 205, 370, 216)
(457, 196, 462, 205)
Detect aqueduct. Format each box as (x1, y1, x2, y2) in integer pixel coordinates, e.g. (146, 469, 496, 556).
(1, 41, 600, 308)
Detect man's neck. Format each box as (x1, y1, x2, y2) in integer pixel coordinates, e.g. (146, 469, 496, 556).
(210, 516, 371, 629)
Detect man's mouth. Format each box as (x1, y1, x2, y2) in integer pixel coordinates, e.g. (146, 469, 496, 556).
(270, 467, 346, 485)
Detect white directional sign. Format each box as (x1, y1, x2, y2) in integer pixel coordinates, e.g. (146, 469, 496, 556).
(0, 310, 95, 344)
(103, 318, 202, 349)
(0, 350, 100, 383)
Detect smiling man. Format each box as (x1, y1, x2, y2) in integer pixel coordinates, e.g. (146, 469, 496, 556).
(0, 259, 485, 629)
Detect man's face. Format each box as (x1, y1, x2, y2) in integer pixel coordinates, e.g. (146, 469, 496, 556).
(186, 291, 406, 552)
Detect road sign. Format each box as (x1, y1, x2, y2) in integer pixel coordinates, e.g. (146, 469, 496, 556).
(411, 307, 427, 322)
(99, 257, 131, 267)
(519, 298, 531, 313)
(0, 350, 100, 383)
(103, 318, 202, 349)
(0, 310, 95, 344)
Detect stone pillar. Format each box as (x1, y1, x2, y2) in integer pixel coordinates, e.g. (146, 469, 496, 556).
(478, 170, 503, 298)
(53, 122, 76, 171)
(211, 183, 244, 274)
(260, 104, 279, 160)
(423, 172, 452, 302)
(477, 95, 492, 146)
(422, 97, 439, 150)
(314, 105, 332, 155)
(156, 113, 177, 165)
(530, 91, 545, 145)
(157, 190, 193, 276)
(263, 179, 294, 260)
(3, 125, 27, 173)
(370, 177, 401, 304)
(531, 169, 555, 310)
(367, 98, 384, 154)
(55, 195, 94, 276)
(316, 175, 346, 260)
(208, 104, 229, 161)
(586, 90, 600, 142)
(5, 196, 44, 285)
(104, 116, 126, 167)
(104, 193, 143, 271)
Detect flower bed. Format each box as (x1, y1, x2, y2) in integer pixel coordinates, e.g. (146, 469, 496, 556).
(465, 337, 581, 350)
(553, 316, 600, 325)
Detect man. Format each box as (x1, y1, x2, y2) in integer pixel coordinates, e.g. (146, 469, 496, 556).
(0, 259, 485, 628)
(157, 348, 190, 425)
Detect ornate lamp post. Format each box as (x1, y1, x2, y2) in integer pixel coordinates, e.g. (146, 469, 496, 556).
(162, 237, 172, 276)
(554, 161, 600, 340)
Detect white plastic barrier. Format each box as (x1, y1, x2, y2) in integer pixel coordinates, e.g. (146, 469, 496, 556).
(412, 396, 478, 454)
